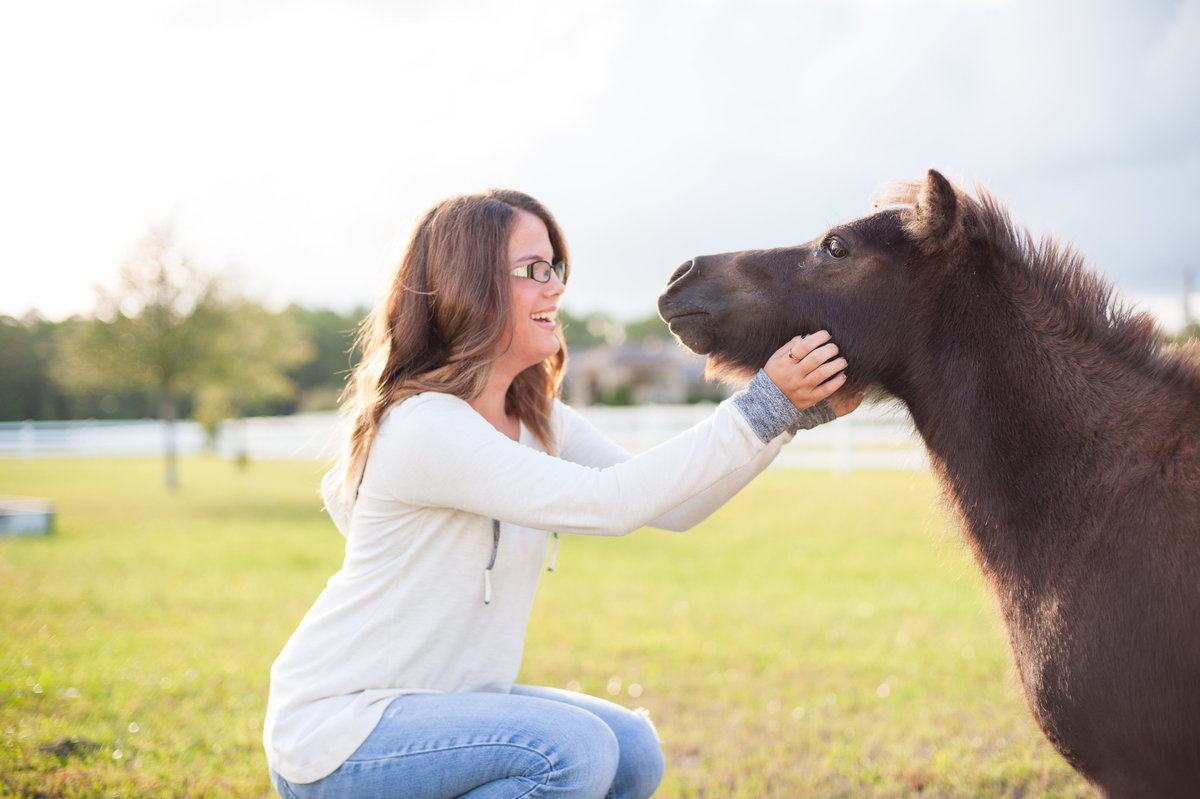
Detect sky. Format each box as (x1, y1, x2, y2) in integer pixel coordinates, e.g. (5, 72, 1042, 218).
(2, 0, 1199, 329)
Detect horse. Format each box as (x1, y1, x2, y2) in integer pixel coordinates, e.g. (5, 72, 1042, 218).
(657, 169, 1200, 798)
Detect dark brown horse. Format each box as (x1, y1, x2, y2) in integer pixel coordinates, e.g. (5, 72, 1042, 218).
(658, 169, 1200, 798)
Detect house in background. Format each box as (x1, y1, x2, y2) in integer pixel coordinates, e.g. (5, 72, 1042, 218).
(562, 338, 732, 406)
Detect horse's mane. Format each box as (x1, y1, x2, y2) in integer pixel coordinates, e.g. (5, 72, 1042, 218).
(872, 179, 1176, 372)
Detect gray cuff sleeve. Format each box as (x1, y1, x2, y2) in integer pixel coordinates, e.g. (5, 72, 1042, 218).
(731, 369, 837, 443)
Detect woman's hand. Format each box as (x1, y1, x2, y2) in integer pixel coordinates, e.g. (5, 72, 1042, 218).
(764, 331, 862, 417)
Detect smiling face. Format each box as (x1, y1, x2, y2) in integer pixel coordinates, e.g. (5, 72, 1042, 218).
(495, 210, 564, 381)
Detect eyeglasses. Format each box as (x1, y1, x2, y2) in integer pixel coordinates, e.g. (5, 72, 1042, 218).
(509, 260, 567, 284)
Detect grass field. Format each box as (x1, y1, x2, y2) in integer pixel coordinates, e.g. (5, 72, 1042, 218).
(0, 457, 1092, 798)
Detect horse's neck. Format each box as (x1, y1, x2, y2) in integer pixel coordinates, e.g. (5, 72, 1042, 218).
(893, 309, 1131, 581)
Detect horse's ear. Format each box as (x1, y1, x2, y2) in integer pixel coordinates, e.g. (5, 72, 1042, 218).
(911, 169, 957, 242)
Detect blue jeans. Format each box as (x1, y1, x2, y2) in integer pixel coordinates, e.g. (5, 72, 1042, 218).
(269, 685, 665, 799)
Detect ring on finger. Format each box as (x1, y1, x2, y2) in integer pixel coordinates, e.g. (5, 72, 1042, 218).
(787, 350, 801, 363)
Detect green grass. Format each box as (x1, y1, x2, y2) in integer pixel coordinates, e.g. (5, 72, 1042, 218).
(0, 458, 1091, 798)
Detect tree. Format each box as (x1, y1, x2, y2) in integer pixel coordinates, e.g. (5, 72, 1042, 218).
(1170, 323, 1200, 344)
(0, 314, 49, 420)
(281, 304, 365, 413)
(51, 223, 310, 488)
(622, 313, 672, 345)
(191, 299, 314, 461)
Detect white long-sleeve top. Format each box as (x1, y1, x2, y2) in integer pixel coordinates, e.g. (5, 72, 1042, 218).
(265, 379, 826, 784)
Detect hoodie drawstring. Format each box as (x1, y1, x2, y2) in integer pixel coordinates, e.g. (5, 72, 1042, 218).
(484, 519, 500, 605)
(484, 523, 560, 605)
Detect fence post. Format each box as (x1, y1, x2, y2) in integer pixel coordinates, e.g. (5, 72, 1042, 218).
(832, 415, 853, 476)
(20, 420, 34, 460)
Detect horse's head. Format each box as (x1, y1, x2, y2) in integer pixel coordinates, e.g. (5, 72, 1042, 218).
(657, 169, 964, 395)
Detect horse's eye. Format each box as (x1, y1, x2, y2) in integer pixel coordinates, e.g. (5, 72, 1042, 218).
(824, 236, 848, 259)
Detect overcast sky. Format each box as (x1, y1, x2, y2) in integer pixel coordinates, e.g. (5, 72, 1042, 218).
(2, 0, 1198, 329)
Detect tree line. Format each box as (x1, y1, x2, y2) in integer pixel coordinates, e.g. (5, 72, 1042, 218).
(0, 225, 667, 427)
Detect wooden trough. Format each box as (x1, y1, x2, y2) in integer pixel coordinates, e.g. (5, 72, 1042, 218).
(0, 496, 54, 537)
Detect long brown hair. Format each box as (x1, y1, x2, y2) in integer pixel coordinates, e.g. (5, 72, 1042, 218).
(339, 189, 570, 500)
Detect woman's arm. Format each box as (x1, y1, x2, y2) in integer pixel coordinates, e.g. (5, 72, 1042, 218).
(370, 387, 767, 537)
(368, 335, 851, 537)
(551, 400, 782, 532)
(554, 333, 854, 531)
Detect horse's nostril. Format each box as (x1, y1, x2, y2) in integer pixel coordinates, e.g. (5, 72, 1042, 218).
(668, 259, 695, 285)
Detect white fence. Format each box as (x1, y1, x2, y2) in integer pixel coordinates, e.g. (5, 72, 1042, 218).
(0, 403, 927, 473)
(0, 413, 346, 462)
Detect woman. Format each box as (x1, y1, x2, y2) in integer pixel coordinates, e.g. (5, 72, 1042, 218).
(264, 190, 861, 799)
